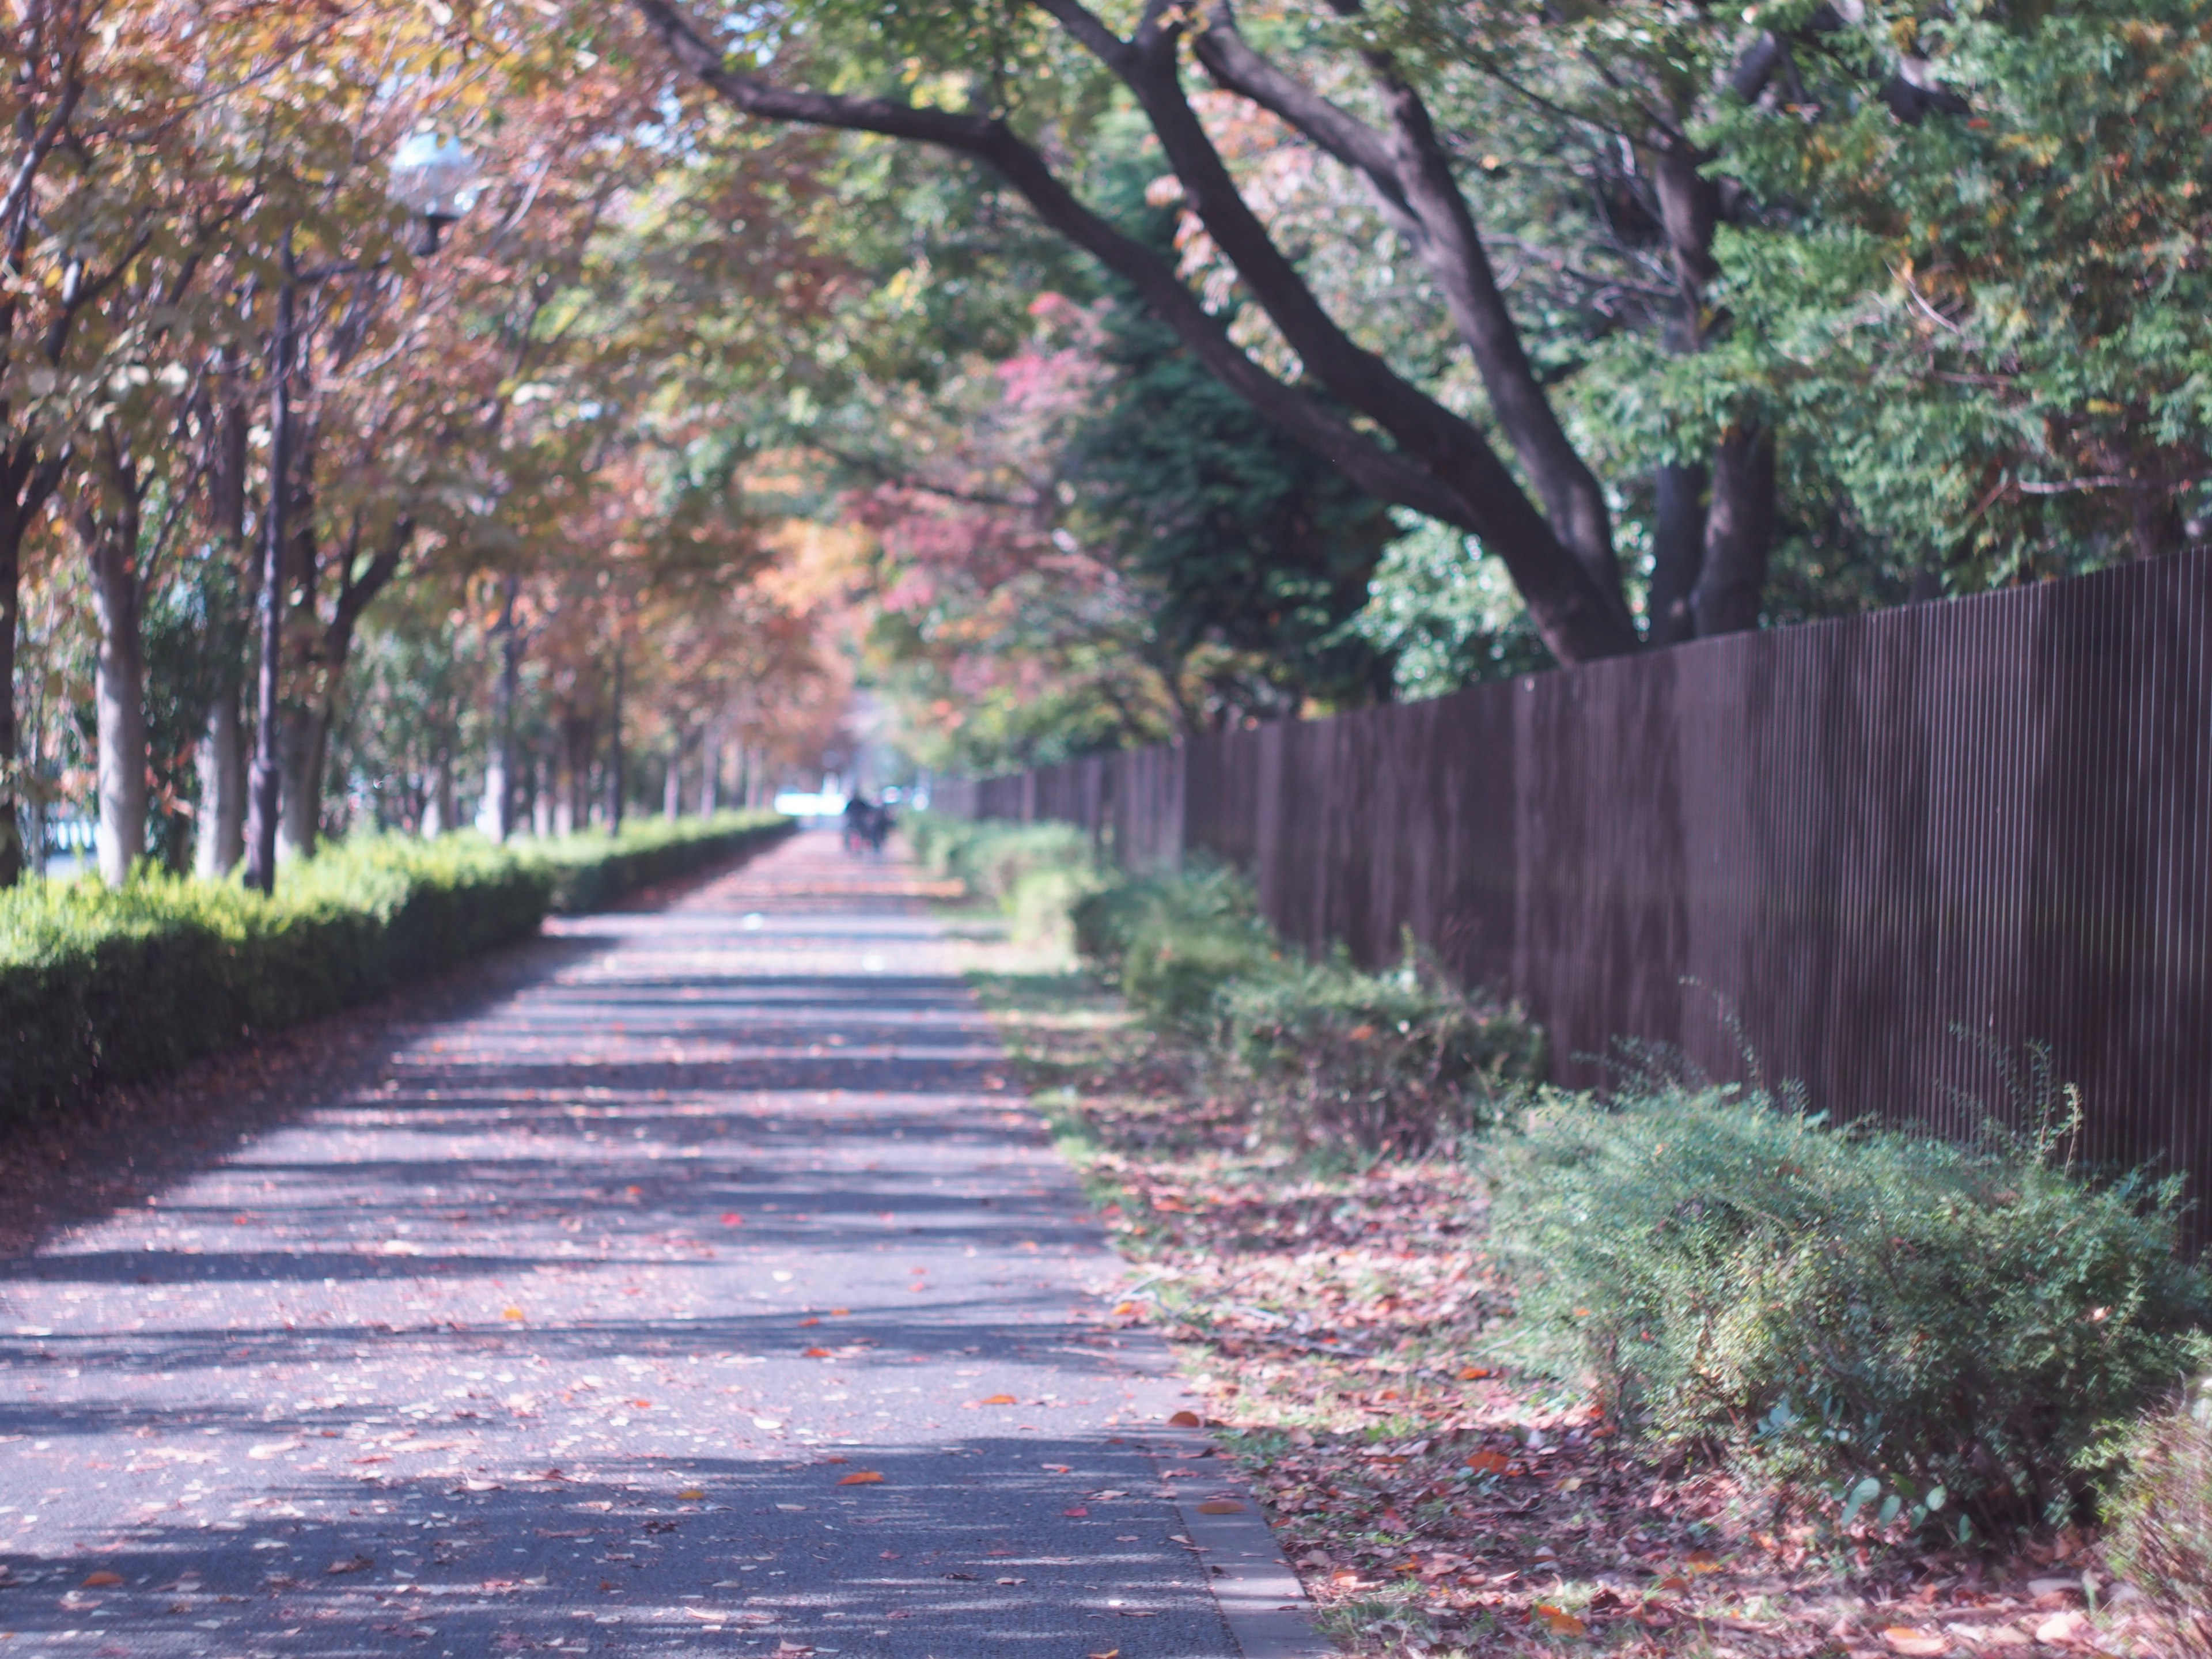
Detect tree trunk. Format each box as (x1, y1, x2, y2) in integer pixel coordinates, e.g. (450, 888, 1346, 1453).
(698, 723, 721, 817)
(0, 499, 24, 888)
(605, 647, 626, 835)
(244, 252, 298, 894)
(422, 759, 454, 836)
(195, 691, 245, 875)
(87, 517, 149, 889)
(1647, 463, 1709, 647)
(279, 702, 329, 859)
(664, 734, 684, 820)
(1693, 426, 1779, 636)
(480, 574, 521, 842)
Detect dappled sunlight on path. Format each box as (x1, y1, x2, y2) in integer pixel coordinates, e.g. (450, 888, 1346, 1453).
(0, 830, 1242, 1658)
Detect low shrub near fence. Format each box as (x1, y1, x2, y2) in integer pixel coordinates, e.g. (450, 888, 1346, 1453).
(0, 812, 791, 1122)
(924, 813, 1543, 1147)
(1486, 1084, 2208, 1539)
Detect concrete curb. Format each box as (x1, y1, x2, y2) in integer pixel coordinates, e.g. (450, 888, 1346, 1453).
(1126, 1375, 1335, 1659)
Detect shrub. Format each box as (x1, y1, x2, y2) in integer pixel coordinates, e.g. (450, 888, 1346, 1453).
(526, 810, 792, 913)
(1486, 1084, 2209, 1537)
(1219, 944, 1544, 1150)
(2106, 1371, 2212, 1643)
(1073, 862, 1283, 1040)
(0, 835, 552, 1118)
(0, 813, 791, 1121)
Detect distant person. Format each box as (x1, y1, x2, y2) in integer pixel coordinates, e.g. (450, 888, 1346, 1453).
(866, 800, 895, 854)
(842, 794, 874, 855)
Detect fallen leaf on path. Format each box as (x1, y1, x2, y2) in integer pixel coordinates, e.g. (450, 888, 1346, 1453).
(1465, 1450, 1511, 1475)
(721, 1214, 743, 1225)
(802, 1347, 832, 1358)
(831, 1308, 850, 1316)
(630, 1399, 652, 1410)
(327, 1556, 374, 1575)
(1064, 1506, 1089, 1517)
(1167, 1410, 1202, 1427)
(687, 1608, 726, 1621)
(1089, 1649, 1120, 1658)
(677, 1488, 706, 1500)
(798, 1317, 820, 1328)
(838, 1471, 884, 1485)
(1112, 1302, 1140, 1316)
(1196, 1500, 1244, 1514)
(248, 1439, 303, 1460)
(978, 1393, 1017, 1405)
(81, 1571, 123, 1588)
(1884, 1628, 1950, 1656)
(502, 1306, 525, 1321)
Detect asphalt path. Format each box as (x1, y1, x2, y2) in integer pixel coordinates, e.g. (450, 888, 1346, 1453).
(0, 830, 1252, 1659)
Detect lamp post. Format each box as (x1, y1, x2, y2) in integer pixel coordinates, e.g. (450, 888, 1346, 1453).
(240, 134, 477, 893)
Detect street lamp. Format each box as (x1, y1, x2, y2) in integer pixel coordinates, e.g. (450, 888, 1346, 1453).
(388, 130, 480, 255)
(240, 132, 482, 893)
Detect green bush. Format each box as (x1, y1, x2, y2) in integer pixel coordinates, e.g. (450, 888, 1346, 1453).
(1486, 1084, 2208, 1537)
(0, 813, 791, 1120)
(2106, 1370, 2212, 1641)
(906, 813, 1093, 906)
(1071, 861, 1283, 1039)
(1219, 945, 1544, 1150)
(0, 836, 552, 1118)
(527, 810, 792, 914)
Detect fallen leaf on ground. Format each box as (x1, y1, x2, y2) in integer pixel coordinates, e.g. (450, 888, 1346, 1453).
(1465, 1449, 1511, 1475)
(677, 1488, 706, 1500)
(1065, 1506, 1089, 1517)
(978, 1393, 1017, 1405)
(1459, 1365, 1493, 1380)
(502, 1306, 525, 1320)
(81, 1571, 123, 1588)
(2034, 1613, 2088, 1645)
(1167, 1410, 1202, 1427)
(802, 1347, 832, 1358)
(798, 1317, 820, 1327)
(1884, 1628, 1950, 1655)
(327, 1556, 374, 1575)
(838, 1471, 884, 1485)
(1533, 1605, 1587, 1636)
(1196, 1500, 1244, 1514)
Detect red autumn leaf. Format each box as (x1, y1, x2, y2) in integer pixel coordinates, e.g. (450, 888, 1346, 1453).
(798, 1317, 820, 1327)
(838, 1471, 884, 1485)
(81, 1571, 124, 1588)
(1167, 1410, 1202, 1427)
(978, 1393, 1017, 1405)
(1064, 1506, 1089, 1517)
(1196, 1500, 1244, 1514)
(802, 1347, 832, 1358)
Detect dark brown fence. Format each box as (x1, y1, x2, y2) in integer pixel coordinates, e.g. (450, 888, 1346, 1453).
(940, 548, 2212, 1205)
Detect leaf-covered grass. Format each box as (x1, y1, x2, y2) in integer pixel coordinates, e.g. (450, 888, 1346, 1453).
(951, 912, 2191, 1659)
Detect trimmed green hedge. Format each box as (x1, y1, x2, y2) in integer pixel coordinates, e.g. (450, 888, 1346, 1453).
(531, 810, 791, 914)
(0, 811, 791, 1120)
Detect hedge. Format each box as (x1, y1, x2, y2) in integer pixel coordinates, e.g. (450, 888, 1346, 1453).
(0, 810, 791, 1121)
(531, 810, 791, 914)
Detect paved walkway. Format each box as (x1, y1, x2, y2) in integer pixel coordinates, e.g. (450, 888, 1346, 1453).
(0, 831, 1300, 1659)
